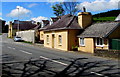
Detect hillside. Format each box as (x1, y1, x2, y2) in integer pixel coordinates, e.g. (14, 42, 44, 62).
(93, 10, 120, 17)
(93, 10, 120, 22)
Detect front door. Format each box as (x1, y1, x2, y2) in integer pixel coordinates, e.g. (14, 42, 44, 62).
(52, 34, 55, 48)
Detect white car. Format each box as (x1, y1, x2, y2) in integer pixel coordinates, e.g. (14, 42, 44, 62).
(13, 36, 22, 42)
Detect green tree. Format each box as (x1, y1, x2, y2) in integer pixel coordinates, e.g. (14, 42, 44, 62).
(52, 4, 65, 17)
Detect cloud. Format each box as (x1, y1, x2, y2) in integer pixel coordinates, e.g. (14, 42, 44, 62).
(31, 16, 48, 22)
(76, 0, 120, 12)
(47, 0, 65, 2)
(6, 6, 31, 19)
(0, 17, 2, 20)
(28, 3, 38, 8)
(0, 13, 2, 16)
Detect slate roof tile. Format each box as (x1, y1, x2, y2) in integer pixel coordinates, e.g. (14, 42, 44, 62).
(77, 21, 120, 38)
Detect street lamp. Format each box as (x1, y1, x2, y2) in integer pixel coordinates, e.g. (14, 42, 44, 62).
(17, 7, 19, 32)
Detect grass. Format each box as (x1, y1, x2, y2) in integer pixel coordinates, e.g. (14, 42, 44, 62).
(22, 41, 32, 44)
(93, 17, 116, 22)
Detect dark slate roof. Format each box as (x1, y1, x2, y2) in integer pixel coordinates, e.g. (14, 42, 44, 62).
(44, 14, 82, 31)
(0, 19, 6, 33)
(13, 21, 37, 30)
(42, 20, 49, 26)
(77, 21, 120, 38)
(33, 25, 41, 30)
(115, 14, 120, 21)
(51, 17, 59, 22)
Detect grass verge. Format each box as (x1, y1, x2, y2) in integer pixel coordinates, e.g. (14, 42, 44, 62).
(22, 41, 32, 44)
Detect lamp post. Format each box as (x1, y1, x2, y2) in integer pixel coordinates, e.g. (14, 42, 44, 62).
(17, 7, 19, 32)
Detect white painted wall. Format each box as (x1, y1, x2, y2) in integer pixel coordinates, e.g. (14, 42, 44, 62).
(16, 30, 35, 43)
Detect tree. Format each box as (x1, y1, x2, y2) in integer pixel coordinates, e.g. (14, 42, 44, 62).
(52, 4, 65, 17)
(62, 2, 80, 15)
(52, 1, 80, 16)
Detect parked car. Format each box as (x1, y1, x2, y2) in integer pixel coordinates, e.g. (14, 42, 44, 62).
(13, 36, 22, 42)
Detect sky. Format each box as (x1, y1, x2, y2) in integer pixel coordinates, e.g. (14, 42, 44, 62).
(0, 0, 120, 24)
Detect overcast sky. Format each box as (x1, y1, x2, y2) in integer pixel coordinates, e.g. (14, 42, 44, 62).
(0, 0, 120, 24)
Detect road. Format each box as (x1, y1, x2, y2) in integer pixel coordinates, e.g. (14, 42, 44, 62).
(1, 33, 120, 77)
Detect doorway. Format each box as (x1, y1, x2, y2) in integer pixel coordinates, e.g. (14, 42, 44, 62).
(52, 34, 55, 48)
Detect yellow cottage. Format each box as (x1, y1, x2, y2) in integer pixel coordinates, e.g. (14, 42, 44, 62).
(77, 21, 120, 53)
(43, 12, 92, 51)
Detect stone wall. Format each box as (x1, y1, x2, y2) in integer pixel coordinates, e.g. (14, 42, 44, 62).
(94, 49, 120, 59)
(16, 30, 35, 43)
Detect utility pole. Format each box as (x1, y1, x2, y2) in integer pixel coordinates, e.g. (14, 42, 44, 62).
(17, 7, 19, 32)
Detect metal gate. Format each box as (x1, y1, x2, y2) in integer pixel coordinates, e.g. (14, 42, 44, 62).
(109, 39, 120, 50)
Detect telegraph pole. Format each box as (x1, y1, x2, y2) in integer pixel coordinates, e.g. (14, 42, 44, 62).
(17, 7, 19, 32)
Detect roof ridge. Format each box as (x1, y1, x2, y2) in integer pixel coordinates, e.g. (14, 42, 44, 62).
(66, 16, 75, 28)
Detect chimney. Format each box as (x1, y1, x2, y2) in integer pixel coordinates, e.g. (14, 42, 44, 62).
(78, 12, 92, 29)
(8, 21, 13, 38)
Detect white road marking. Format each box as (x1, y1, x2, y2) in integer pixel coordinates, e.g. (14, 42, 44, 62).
(19, 50, 32, 55)
(12, 48, 16, 50)
(40, 56, 108, 76)
(7, 46, 12, 49)
(40, 56, 68, 66)
(91, 72, 108, 77)
(7, 47, 16, 50)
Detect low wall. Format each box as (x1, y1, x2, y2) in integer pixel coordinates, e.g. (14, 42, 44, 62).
(16, 30, 35, 43)
(94, 49, 120, 59)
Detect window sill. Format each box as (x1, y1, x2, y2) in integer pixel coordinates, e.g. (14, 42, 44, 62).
(80, 45, 85, 47)
(58, 44, 62, 46)
(47, 42, 49, 45)
(96, 45, 104, 47)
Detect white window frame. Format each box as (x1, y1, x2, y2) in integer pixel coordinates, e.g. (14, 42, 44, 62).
(58, 35, 62, 46)
(50, 18, 53, 25)
(46, 35, 49, 44)
(79, 38, 85, 46)
(96, 38, 104, 47)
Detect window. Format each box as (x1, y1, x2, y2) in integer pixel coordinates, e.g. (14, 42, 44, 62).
(79, 38, 85, 46)
(96, 38, 104, 46)
(58, 35, 62, 45)
(41, 34, 43, 38)
(46, 35, 49, 44)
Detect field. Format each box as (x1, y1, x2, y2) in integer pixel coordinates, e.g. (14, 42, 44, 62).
(93, 17, 116, 22)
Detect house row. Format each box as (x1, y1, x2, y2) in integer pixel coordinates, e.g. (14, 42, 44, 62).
(39, 12, 120, 53)
(7, 11, 120, 53)
(8, 20, 38, 38)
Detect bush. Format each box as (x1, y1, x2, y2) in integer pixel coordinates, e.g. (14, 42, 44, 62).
(72, 45, 78, 51)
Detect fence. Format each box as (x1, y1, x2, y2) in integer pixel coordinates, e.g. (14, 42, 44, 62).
(16, 30, 35, 43)
(109, 39, 120, 50)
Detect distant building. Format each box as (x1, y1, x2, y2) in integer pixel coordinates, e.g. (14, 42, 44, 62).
(0, 19, 6, 33)
(8, 20, 38, 37)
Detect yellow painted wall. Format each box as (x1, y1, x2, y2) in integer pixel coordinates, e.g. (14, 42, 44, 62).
(78, 12, 92, 29)
(78, 38, 109, 53)
(108, 26, 120, 38)
(78, 38, 94, 53)
(44, 30, 68, 51)
(8, 21, 13, 38)
(40, 31, 44, 40)
(68, 30, 80, 50)
(95, 39, 109, 49)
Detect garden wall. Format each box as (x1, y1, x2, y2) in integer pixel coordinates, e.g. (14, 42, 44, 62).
(94, 49, 120, 59)
(16, 30, 35, 43)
